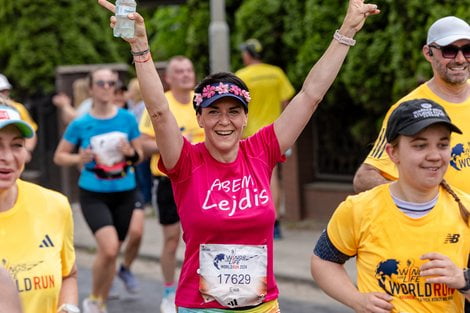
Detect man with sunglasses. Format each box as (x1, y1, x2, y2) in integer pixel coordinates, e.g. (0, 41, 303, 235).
(354, 16, 470, 193)
(353, 15, 470, 312)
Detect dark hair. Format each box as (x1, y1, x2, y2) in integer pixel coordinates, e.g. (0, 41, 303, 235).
(194, 72, 249, 114)
(441, 180, 469, 224)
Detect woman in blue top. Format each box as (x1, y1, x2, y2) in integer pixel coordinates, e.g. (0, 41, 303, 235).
(54, 67, 142, 313)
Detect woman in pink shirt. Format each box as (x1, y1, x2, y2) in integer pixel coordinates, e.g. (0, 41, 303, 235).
(99, 0, 379, 311)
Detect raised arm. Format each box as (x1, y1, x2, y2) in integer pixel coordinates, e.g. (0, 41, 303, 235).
(274, 0, 379, 153)
(98, 0, 183, 170)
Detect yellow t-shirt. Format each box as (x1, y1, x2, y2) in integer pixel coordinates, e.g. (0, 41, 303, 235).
(327, 184, 470, 312)
(139, 90, 204, 176)
(365, 82, 470, 192)
(236, 63, 295, 138)
(0, 180, 76, 313)
(10, 100, 38, 131)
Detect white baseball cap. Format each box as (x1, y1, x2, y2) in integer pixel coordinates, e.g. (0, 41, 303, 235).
(0, 105, 34, 138)
(0, 74, 12, 91)
(427, 16, 470, 46)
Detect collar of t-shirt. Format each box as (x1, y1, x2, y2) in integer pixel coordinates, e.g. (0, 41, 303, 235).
(390, 193, 438, 219)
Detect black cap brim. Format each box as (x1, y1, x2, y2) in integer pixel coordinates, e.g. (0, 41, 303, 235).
(399, 118, 462, 137)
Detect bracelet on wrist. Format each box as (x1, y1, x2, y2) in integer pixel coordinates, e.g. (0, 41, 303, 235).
(133, 52, 152, 64)
(125, 150, 139, 164)
(333, 29, 356, 46)
(130, 48, 150, 56)
(458, 268, 470, 293)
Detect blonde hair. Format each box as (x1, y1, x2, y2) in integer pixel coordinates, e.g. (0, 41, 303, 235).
(127, 78, 142, 103)
(72, 77, 90, 107)
(441, 180, 470, 224)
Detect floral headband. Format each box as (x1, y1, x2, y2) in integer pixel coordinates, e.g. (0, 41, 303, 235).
(193, 82, 251, 111)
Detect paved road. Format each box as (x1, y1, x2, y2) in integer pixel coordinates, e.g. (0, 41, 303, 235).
(76, 250, 353, 313)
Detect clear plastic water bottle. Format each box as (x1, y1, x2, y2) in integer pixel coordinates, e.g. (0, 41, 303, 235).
(113, 0, 137, 38)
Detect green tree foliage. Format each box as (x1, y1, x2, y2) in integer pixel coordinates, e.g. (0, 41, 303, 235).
(148, 5, 190, 61)
(0, 0, 126, 97)
(233, 0, 288, 72)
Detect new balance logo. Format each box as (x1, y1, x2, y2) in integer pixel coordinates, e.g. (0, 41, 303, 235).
(444, 233, 460, 244)
(39, 235, 55, 248)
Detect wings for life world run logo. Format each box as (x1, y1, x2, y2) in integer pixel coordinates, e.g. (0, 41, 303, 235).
(213, 250, 257, 270)
(450, 142, 470, 171)
(375, 259, 456, 303)
(1, 259, 55, 293)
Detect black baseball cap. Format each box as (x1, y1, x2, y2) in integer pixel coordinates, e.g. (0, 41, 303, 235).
(385, 98, 462, 142)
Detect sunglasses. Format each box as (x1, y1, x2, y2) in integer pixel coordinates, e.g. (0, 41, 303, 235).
(94, 80, 117, 88)
(429, 44, 470, 59)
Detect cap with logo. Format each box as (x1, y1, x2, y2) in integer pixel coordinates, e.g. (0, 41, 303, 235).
(385, 98, 462, 143)
(0, 74, 12, 91)
(427, 16, 470, 46)
(0, 105, 35, 138)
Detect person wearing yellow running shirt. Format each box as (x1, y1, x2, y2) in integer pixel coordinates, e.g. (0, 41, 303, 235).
(353, 16, 470, 194)
(0, 74, 38, 161)
(0, 100, 78, 313)
(139, 56, 204, 313)
(312, 99, 470, 313)
(236, 38, 295, 240)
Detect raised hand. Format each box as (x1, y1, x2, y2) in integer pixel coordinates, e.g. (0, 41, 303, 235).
(97, 0, 148, 46)
(343, 0, 380, 33)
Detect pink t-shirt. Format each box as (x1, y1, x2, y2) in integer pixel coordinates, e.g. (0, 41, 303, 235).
(159, 125, 285, 309)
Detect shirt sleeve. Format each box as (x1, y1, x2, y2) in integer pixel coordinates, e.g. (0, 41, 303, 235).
(63, 120, 81, 146)
(326, 197, 360, 257)
(277, 68, 295, 102)
(127, 112, 140, 141)
(59, 196, 76, 276)
(363, 105, 399, 181)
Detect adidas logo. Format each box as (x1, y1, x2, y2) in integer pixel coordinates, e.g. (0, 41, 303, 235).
(227, 299, 238, 307)
(39, 235, 55, 248)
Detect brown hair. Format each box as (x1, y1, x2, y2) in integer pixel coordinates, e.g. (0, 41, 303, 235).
(440, 179, 469, 224)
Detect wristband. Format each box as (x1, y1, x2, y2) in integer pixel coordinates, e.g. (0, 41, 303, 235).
(125, 150, 139, 164)
(133, 52, 152, 64)
(130, 48, 150, 56)
(458, 268, 470, 293)
(333, 29, 356, 46)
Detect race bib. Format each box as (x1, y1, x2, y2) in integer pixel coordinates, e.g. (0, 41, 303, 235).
(199, 244, 267, 308)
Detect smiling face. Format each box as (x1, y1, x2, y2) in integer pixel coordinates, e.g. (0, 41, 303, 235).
(425, 39, 470, 85)
(197, 98, 247, 162)
(0, 124, 27, 191)
(386, 124, 451, 195)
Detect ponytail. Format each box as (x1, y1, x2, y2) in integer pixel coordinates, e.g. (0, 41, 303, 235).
(440, 180, 469, 224)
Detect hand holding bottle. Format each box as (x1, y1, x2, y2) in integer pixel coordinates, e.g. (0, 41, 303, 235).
(98, 0, 149, 49)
